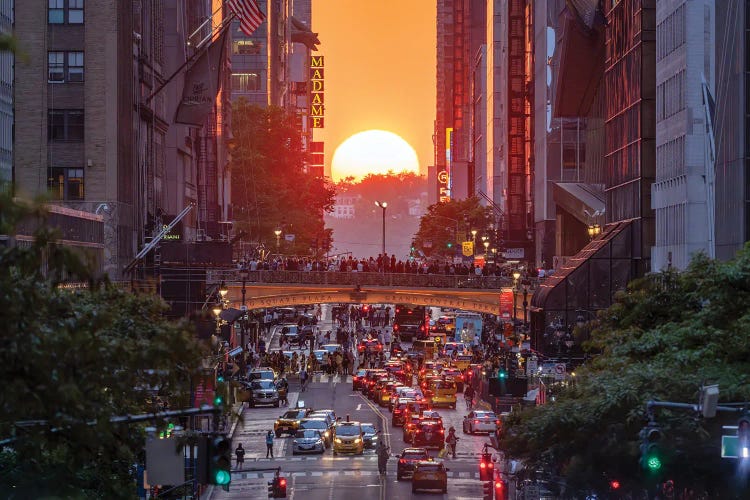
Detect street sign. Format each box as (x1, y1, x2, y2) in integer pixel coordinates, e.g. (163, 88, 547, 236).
(722, 435, 740, 458)
(526, 359, 538, 376)
(462, 241, 474, 256)
(554, 363, 566, 380)
(503, 248, 524, 259)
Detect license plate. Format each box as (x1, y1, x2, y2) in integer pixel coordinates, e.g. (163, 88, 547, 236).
(425, 433, 433, 440)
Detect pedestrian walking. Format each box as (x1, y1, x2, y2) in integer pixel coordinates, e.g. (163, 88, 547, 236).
(266, 430, 274, 458)
(300, 367, 308, 392)
(235, 443, 245, 469)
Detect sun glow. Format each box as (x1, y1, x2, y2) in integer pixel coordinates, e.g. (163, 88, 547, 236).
(331, 130, 419, 182)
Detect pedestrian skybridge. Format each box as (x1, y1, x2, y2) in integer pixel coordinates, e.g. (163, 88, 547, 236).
(208, 270, 524, 315)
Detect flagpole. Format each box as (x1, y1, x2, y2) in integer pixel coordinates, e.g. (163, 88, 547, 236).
(145, 12, 236, 103)
(188, 4, 225, 43)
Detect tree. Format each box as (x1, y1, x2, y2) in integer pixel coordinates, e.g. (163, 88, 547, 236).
(413, 197, 494, 259)
(499, 250, 750, 497)
(230, 101, 335, 256)
(0, 194, 207, 498)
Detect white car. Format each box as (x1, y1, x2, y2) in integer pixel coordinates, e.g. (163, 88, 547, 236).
(462, 410, 500, 434)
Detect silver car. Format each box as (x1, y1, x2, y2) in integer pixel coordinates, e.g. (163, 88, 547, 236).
(292, 429, 326, 455)
(247, 379, 280, 408)
(462, 410, 500, 434)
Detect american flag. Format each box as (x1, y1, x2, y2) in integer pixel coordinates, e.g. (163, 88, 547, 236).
(227, 0, 265, 36)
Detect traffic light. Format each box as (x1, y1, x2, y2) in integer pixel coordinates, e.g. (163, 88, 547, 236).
(209, 435, 232, 488)
(497, 369, 508, 380)
(479, 452, 494, 481)
(639, 423, 663, 473)
(482, 481, 493, 500)
(610, 479, 621, 491)
(494, 478, 508, 500)
(737, 412, 750, 458)
(447, 242, 453, 248)
(268, 475, 287, 498)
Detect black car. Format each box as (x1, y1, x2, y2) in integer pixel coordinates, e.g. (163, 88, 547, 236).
(352, 369, 367, 391)
(396, 447, 430, 480)
(360, 422, 378, 449)
(411, 420, 445, 449)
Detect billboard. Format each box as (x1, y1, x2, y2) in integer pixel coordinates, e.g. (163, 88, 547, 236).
(455, 313, 482, 346)
(310, 55, 324, 128)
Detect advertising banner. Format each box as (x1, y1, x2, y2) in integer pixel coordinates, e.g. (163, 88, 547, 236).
(455, 314, 482, 345)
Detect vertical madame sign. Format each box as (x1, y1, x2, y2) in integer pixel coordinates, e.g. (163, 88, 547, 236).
(310, 55, 324, 128)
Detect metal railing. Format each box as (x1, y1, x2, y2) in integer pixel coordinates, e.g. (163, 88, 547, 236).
(207, 269, 526, 290)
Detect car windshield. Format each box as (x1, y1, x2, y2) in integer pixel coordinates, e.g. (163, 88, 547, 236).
(251, 380, 275, 390)
(282, 410, 305, 419)
(361, 424, 377, 434)
(295, 429, 320, 439)
(250, 371, 274, 380)
(475, 412, 497, 419)
(301, 420, 326, 430)
(336, 425, 361, 436)
(356, 370, 367, 376)
(432, 381, 455, 390)
(403, 450, 429, 459)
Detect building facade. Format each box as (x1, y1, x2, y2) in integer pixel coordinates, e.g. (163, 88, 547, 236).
(0, 0, 11, 185)
(13, 1, 230, 279)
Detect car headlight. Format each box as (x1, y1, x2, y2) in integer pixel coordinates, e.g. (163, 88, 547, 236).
(334, 438, 342, 444)
(317, 439, 324, 445)
(354, 438, 362, 444)
(372, 436, 378, 441)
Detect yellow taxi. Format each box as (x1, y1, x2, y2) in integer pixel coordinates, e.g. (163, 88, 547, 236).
(412, 459, 449, 494)
(426, 378, 457, 409)
(453, 353, 473, 371)
(332, 420, 364, 455)
(274, 407, 312, 437)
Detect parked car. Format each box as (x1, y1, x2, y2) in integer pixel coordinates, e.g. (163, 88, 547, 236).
(412, 460, 449, 493)
(462, 410, 501, 434)
(292, 429, 326, 455)
(396, 447, 430, 480)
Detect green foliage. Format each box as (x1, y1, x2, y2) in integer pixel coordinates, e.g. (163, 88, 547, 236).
(0, 193, 207, 498)
(500, 247, 750, 496)
(413, 197, 494, 258)
(230, 101, 336, 255)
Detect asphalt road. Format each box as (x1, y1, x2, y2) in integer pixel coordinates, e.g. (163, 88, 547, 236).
(210, 305, 503, 499)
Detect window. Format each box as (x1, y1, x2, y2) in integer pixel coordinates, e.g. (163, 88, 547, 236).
(48, 167, 84, 200)
(49, 0, 84, 24)
(48, 109, 84, 142)
(67, 52, 84, 81)
(231, 72, 261, 92)
(48, 52, 65, 82)
(48, 51, 83, 82)
(48, 0, 64, 23)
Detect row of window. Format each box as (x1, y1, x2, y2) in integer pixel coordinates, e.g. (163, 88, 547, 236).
(49, 109, 83, 142)
(656, 3, 686, 62)
(49, 0, 84, 24)
(655, 201, 686, 247)
(49, 51, 83, 83)
(656, 134, 686, 182)
(231, 72, 261, 92)
(656, 70, 686, 121)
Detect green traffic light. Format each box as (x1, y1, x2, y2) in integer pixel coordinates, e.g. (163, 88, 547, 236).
(647, 455, 662, 471)
(214, 395, 224, 406)
(213, 469, 231, 485)
(217, 375, 225, 383)
(498, 370, 507, 379)
(447, 242, 453, 248)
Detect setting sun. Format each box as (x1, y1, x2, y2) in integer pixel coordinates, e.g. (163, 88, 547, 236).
(331, 130, 419, 182)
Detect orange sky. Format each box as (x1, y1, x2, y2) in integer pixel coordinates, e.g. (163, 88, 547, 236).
(311, 0, 436, 180)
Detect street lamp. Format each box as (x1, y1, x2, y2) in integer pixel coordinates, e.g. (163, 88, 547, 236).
(218, 281, 228, 300)
(375, 201, 388, 259)
(239, 268, 249, 351)
(274, 228, 282, 253)
(471, 229, 478, 255)
(587, 224, 601, 240)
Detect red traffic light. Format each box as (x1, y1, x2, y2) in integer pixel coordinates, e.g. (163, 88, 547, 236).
(610, 480, 621, 490)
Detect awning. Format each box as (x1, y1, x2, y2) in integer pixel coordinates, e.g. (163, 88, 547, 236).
(552, 182, 605, 225)
(220, 308, 245, 323)
(530, 220, 637, 342)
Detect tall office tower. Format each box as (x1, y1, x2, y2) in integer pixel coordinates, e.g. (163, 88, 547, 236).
(713, 1, 750, 261)
(484, 0, 535, 264)
(13, 1, 231, 279)
(651, 1, 715, 271)
(0, 0, 11, 186)
(531, 0, 656, 352)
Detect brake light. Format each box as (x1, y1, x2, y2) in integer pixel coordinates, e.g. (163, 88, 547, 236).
(399, 459, 406, 464)
(475, 420, 480, 425)
(480, 462, 486, 469)
(393, 324, 399, 331)
(496, 420, 501, 425)
(439, 429, 444, 434)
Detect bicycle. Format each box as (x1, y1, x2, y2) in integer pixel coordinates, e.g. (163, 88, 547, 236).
(465, 394, 474, 410)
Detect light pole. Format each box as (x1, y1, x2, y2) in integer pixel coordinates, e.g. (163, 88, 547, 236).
(512, 271, 521, 323)
(471, 229, 477, 256)
(375, 201, 387, 258)
(239, 268, 249, 351)
(274, 228, 282, 254)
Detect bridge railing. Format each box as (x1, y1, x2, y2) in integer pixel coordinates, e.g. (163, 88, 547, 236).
(208, 269, 521, 290)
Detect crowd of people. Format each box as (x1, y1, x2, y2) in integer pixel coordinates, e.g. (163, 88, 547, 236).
(237, 253, 537, 279)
